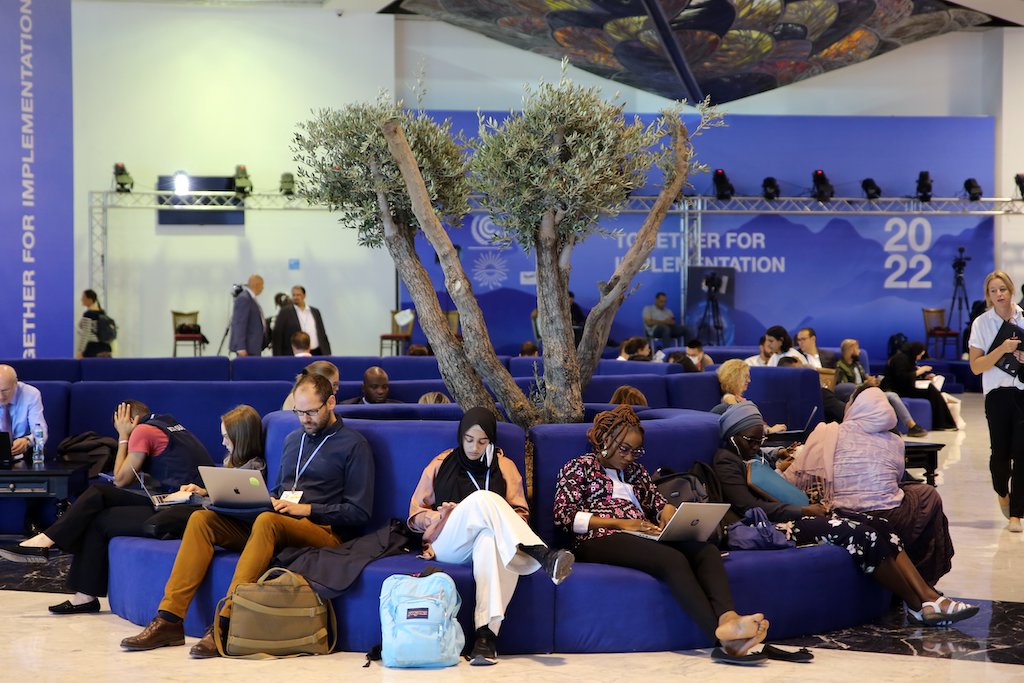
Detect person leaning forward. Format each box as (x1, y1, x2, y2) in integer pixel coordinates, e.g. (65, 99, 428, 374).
(120, 372, 375, 658)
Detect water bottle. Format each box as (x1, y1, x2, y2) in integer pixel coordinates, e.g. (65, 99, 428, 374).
(32, 423, 45, 466)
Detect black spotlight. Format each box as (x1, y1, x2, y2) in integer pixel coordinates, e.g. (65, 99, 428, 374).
(712, 168, 734, 200)
(113, 163, 133, 193)
(963, 178, 983, 201)
(861, 177, 881, 200)
(811, 169, 833, 202)
(233, 164, 252, 196)
(762, 176, 780, 201)
(280, 172, 295, 196)
(1016, 174, 1024, 199)
(916, 171, 932, 202)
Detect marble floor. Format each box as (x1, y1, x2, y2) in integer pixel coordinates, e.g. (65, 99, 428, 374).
(2, 393, 1024, 682)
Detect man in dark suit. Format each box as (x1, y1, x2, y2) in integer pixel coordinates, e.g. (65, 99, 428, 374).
(229, 274, 268, 357)
(271, 285, 332, 356)
(340, 367, 402, 404)
(795, 327, 836, 369)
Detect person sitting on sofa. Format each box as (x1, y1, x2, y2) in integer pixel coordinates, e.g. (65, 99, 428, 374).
(784, 386, 953, 585)
(716, 359, 787, 433)
(340, 366, 402, 404)
(616, 336, 650, 361)
(881, 341, 956, 431)
(714, 402, 976, 626)
(0, 400, 216, 614)
(665, 351, 700, 372)
(833, 339, 927, 437)
(685, 339, 715, 371)
(743, 336, 772, 367)
(120, 373, 375, 658)
(407, 407, 574, 666)
(282, 360, 340, 411)
(610, 385, 649, 407)
(764, 326, 806, 367)
(553, 405, 770, 661)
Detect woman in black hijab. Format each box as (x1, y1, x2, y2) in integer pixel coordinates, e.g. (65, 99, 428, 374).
(881, 341, 956, 430)
(407, 407, 573, 666)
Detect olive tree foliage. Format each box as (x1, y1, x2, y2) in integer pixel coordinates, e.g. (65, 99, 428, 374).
(292, 95, 541, 428)
(468, 72, 723, 423)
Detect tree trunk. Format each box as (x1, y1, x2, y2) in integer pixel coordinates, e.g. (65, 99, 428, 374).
(380, 119, 542, 430)
(577, 117, 693, 387)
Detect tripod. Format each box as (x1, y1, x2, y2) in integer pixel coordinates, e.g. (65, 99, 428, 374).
(949, 270, 970, 345)
(698, 287, 723, 345)
(216, 313, 233, 356)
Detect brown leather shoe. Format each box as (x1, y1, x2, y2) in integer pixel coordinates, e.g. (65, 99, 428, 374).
(189, 626, 221, 659)
(120, 616, 185, 651)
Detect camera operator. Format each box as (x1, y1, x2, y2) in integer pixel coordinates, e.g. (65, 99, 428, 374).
(642, 291, 693, 350)
(229, 274, 269, 357)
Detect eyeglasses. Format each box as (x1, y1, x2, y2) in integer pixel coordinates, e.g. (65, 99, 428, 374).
(616, 443, 645, 458)
(737, 434, 767, 446)
(292, 401, 326, 418)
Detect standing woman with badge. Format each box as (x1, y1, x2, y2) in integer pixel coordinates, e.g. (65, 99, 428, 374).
(968, 271, 1024, 532)
(407, 407, 575, 667)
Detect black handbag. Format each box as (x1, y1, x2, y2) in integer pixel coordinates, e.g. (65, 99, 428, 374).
(143, 504, 203, 540)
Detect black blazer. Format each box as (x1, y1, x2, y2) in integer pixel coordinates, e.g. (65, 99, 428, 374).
(271, 304, 332, 356)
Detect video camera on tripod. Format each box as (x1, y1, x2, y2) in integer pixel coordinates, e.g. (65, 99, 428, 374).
(952, 246, 971, 277)
(231, 283, 245, 298)
(703, 271, 723, 294)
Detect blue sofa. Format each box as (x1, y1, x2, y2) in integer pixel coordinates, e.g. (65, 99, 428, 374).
(80, 357, 231, 381)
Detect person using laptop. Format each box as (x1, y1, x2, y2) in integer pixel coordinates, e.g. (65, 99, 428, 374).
(0, 364, 47, 461)
(553, 405, 770, 663)
(0, 400, 215, 615)
(408, 407, 574, 666)
(121, 372, 374, 658)
(714, 402, 977, 627)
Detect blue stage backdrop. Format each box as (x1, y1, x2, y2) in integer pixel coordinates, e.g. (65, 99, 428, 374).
(399, 112, 994, 361)
(0, 2, 73, 358)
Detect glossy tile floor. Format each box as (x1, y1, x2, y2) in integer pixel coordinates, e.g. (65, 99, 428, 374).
(2, 393, 1023, 682)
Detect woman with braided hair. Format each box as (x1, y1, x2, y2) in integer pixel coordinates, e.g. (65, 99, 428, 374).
(553, 405, 770, 662)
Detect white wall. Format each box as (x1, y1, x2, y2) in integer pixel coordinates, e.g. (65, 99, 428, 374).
(72, 2, 396, 358)
(71, 4, 1024, 357)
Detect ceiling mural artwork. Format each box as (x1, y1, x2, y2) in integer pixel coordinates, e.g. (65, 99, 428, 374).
(398, 0, 997, 103)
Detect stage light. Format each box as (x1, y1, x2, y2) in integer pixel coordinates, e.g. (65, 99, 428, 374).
(861, 178, 881, 200)
(762, 176, 780, 201)
(173, 171, 190, 195)
(811, 169, 833, 202)
(113, 163, 134, 193)
(963, 178, 983, 201)
(712, 168, 734, 200)
(233, 164, 252, 196)
(916, 171, 932, 202)
(280, 172, 295, 196)
(1016, 174, 1024, 199)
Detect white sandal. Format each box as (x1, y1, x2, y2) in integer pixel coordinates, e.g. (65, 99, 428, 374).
(907, 596, 979, 626)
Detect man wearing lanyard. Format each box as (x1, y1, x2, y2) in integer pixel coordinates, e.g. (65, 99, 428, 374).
(121, 373, 375, 658)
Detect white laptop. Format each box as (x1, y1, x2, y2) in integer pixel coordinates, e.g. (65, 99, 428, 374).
(624, 502, 731, 543)
(199, 466, 273, 509)
(126, 464, 197, 509)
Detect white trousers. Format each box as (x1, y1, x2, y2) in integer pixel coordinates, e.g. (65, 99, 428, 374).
(430, 489, 545, 633)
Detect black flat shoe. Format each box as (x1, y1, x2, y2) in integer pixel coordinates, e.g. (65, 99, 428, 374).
(0, 544, 52, 563)
(711, 647, 767, 666)
(48, 599, 101, 615)
(761, 644, 814, 663)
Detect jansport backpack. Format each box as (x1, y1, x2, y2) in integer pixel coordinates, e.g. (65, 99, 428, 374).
(379, 570, 464, 668)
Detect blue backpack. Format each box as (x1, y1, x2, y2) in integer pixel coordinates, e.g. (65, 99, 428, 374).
(379, 571, 464, 668)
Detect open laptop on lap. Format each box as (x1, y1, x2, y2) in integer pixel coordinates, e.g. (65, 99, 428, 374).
(199, 466, 273, 512)
(623, 502, 731, 543)
(764, 406, 818, 446)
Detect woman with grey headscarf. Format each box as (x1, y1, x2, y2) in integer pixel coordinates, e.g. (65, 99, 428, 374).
(712, 403, 976, 627)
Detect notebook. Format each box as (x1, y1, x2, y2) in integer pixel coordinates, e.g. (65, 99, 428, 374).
(987, 320, 1024, 380)
(764, 406, 818, 445)
(199, 466, 273, 510)
(623, 502, 731, 543)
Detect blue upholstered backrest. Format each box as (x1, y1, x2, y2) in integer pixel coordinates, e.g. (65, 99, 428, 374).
(582, 375, 669, 408)
(665, 373, 726, 411)
(745, 367, 824, 430)
(335, 403, 466, 420)
(261, 412, 527, 530)
(595, 359, 682, 375)
(336, 379, 451, 404)
(508, 356, 544, 378)
(0, 358, 80, 382)
(80, 357, 231, 381)
(33, 381, 71, 456)
(68, 381, 292, 458)
(380, 356, 442, 379)
(230, 356, 320, 382)
(529, 410, 721, 546)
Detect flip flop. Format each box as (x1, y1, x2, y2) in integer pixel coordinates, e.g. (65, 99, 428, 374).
(761, 644, 814, 663)
(711, 647, 767, 666)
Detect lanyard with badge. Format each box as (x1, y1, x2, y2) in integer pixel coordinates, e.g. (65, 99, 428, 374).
(465, 444, 494, 492)
(281, 431, 334, 504)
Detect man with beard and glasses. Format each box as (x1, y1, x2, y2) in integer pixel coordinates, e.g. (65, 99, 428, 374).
(120, 372, 374, 658)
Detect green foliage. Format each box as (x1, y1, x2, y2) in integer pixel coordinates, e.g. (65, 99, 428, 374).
(292, 94, 470, 247)
(469, 74, 663, 251)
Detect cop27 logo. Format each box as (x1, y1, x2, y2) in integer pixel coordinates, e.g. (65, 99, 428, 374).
(883, 217, 932, 289)
(470, 214, 500, 245)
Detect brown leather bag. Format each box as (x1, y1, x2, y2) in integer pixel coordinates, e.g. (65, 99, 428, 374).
(215, 567, 336, 658)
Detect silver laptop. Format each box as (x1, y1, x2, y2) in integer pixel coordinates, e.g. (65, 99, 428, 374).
(128, 463, 197, 509)
(199, 466, 273, 509)
(624, 502, 731, 543)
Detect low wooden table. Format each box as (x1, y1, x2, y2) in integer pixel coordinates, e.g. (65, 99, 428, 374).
(0, 459, 89, 500)
(904, 441, 944, 486)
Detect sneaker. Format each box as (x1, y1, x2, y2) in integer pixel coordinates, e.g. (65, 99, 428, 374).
(469, 626, 497, 666)
(906, 425, 928, 438)
(1008, 519, 1022, 533)
(542, 549, 575, 586)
